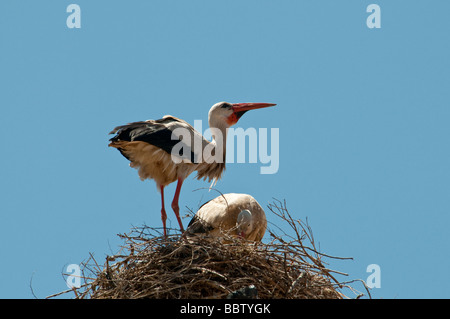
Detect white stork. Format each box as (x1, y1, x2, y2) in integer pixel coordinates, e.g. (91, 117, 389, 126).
(108, 102, 275, 236)
(186, 193, 267, 241)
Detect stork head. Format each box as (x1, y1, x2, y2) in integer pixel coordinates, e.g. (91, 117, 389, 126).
(236, 209, 253, 238)
(208, 101, 276, 129)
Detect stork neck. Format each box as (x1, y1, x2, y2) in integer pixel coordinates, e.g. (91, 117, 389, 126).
(208, 120, 228, 163)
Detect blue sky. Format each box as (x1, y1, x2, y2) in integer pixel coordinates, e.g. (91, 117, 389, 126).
(1, 1, 449, 299)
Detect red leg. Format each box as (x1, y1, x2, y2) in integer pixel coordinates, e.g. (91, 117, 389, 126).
(171, 177, 185, 232)
(160, 185, 167, 237)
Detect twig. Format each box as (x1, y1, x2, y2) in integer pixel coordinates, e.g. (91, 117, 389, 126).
(29, 271, 38, 299)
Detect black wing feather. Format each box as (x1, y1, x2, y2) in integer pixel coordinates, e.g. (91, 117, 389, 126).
(185, 198, 216, 234)
(186, 215, 215, 234)
(109, 117, 197, 163)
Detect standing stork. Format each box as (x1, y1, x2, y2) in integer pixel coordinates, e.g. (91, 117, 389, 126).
(108, 101, 275, 236)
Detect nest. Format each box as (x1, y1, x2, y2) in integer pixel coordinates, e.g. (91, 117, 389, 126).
(51, 200, 370, 299)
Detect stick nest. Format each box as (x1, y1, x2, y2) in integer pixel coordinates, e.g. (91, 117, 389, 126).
(54, 200, 370, 299)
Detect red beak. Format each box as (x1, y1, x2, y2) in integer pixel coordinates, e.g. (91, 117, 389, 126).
(227, 102, 276, 125)
(231, 102, 276, 113)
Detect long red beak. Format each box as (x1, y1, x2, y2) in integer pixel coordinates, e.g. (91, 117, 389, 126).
(226, 102, 275, 125)
(231, 102, 276, 113)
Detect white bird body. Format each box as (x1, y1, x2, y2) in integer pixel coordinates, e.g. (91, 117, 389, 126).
(109, 102, 275, 237)
(109, 115, 219, 186)
(186, 193, 267, 241)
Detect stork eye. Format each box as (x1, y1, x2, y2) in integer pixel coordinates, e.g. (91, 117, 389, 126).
(220, 103, 232, 109)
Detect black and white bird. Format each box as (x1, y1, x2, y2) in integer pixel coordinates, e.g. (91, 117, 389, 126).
(186, 193, 267, 241)
(108, 102, 275, 236)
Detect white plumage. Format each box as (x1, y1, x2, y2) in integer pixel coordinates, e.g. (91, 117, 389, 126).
(186, 193, 267, 242)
